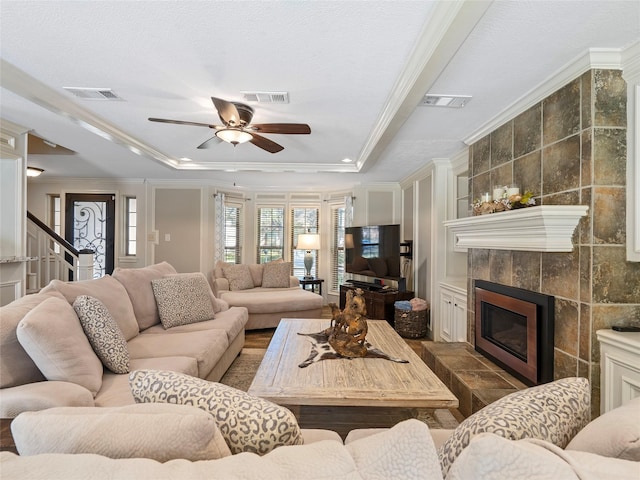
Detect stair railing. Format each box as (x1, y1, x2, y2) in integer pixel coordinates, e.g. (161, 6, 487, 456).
(26, 211, 94, 292)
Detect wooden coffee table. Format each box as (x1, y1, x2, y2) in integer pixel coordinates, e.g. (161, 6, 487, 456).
(248, 318, 458, 434)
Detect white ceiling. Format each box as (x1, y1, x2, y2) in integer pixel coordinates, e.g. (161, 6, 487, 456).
(1, 1, 639, 191)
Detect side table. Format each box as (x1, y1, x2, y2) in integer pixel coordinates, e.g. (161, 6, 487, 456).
(300, 278, 324, 295)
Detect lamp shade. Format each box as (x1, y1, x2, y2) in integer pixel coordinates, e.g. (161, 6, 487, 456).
(296, 233, 320, 251)
(344, 233, 354, 249)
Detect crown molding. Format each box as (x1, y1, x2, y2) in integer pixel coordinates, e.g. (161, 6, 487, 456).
(464, 48, 625, 146)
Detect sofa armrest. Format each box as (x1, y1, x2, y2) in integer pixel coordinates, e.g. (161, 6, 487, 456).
(289, 276, 300, 287)
(0, 381, 95, 418)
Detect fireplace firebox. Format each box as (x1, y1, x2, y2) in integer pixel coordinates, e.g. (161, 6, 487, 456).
(474, 280, 554, 386)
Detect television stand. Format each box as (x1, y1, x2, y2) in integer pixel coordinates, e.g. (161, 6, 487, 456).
(346, 280, 384, 291)
(340, 284, 414, 326)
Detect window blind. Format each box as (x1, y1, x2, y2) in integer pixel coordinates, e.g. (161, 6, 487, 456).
(331, 206, 345, 291)
(290, 207, 319, 278)
(257, 207, 285, 263)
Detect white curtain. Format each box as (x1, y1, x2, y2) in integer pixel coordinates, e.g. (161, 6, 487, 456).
(214, 193, 226, 264)
(344, 195, 354, 227)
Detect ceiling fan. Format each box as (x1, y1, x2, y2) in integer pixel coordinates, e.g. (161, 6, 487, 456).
(148, 97, 311, 153)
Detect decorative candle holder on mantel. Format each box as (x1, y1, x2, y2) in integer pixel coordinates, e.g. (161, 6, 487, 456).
(443, 205, 589, 252)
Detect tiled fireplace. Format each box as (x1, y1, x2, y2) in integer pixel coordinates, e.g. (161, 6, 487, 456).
(465, 69, 640, 417)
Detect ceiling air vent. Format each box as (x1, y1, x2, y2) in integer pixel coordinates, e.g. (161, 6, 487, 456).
(241, 91, 289, 104)
(63, 87, 123, 101)
(419, 94, 471, 108)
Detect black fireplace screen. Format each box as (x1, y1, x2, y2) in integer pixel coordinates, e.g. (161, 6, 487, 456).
(482, 303, 528, 362)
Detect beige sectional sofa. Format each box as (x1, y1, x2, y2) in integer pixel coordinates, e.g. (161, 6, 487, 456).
(211, 260, 323, 330)
(2, 377, 639, 479)
(0, 262, 248, 418)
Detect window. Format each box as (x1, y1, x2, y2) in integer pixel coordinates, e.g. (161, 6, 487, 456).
(257, 207, 285, 263)
(125, 197, 137, 256)
(224, 203, 243, 263)
(330, 206, 345, 291)
(290, 207, 319, 278)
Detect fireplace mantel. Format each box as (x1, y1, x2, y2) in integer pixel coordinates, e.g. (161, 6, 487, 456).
(444, 205, 589, 252)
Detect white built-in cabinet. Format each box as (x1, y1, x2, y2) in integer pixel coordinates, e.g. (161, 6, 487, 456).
(439, 282, 467, 343)
(597, 329, 640, 413)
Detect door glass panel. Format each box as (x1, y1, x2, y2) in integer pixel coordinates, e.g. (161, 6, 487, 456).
(73, 201, 108, 278)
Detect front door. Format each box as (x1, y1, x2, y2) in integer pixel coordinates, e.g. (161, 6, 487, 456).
(65, 193, 115, 277)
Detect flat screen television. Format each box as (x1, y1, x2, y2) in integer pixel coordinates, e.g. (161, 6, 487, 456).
(345, 224, 401, 281)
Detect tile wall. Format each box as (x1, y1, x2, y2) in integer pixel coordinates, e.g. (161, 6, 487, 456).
(467, 69, 640, 416)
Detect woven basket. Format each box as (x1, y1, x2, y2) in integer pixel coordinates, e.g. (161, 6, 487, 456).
(394, 308, 429, 339)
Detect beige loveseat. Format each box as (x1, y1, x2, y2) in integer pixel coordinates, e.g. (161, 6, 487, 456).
(0, 262, 248, 418)
(2, 377, 639, 479)
(211, 260, 323, 330)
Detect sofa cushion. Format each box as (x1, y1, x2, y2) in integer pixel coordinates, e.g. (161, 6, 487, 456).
(41, 276, 139, 341)
(16, 296, 103, 396)
(220, 287, 322, 314)
(0, 419, 443, 480)
(0, 291, 65, 388)
(222, 264, 254, 291)
(112, 261, 178, 330)
(73, 295, 130, 374)
(129, 369, 304, 455)
(0, 381, 95, 418)
(126, 329, 229, 378)
(142, 306, 248, 344)
(248, 264, 264, 287)
(437, 377, 591, 477)
(152, 273, 216, 328)
(262, 261, 292, 288)
(566, 396, 640, 461)
(11, 403, 231, 461)
(94, 356, 199, 407)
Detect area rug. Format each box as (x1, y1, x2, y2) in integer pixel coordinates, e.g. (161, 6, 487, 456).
(219, 347, 460, 430)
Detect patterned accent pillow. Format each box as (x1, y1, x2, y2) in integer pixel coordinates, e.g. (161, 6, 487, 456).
(129, 369, 304, 455)
(73, 295, 130, 374)
(261, 261, 292, 288)
(222, 264, 254, 291)
(151, 273, 217, 329)
(438, 377, 591, 476)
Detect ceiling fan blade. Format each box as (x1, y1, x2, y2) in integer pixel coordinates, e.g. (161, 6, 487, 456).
(149, 117, 216, 128)
(197, 136, 223, 149)
(251, 123, 311, 134)
(249, 133, 284, 153)
(211, 97, 241, 126)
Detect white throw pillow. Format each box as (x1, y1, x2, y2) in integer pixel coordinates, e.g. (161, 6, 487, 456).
(11, 403, 231, 461)
(16, 296, 103, 396)
(566, 396, 640, 460)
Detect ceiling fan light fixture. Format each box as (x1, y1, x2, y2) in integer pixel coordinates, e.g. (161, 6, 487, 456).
(216, 128, 253, 145)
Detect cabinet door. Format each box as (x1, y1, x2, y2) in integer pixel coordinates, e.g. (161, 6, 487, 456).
(439, 290, 453, 342)
(452, 293, 467, 342)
